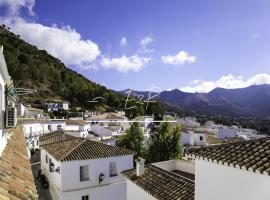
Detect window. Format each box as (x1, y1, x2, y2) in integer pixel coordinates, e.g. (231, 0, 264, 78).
(199, 136, 203, 141)
(109, 162, 117, 177)
(45, 155, 48, 163)
(48, 125, 51, 131)
(57, 125, 62, 130)
(80, 166, 89, 181)
(82, 195, 89, 200)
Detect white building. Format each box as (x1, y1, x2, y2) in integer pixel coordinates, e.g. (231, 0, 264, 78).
(21, 119, 65, 150)
(64, 120, 91, 138)
(86, 112, 130, 131)
(181, 131, 207, 146)
(16, 102, 25, 117)
(187, 137, 270, 200)
(90, 124, 113, 140)
(217, 127, 237, 139)
(177, 117, 200, 127)
(42, 100, 69, 112)
(40, 137, 135, 200)
(236, 128, 262, 140)
(0, 45, 10, 155)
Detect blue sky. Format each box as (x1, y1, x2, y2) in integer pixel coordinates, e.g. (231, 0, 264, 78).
(1, 0, 270, 92)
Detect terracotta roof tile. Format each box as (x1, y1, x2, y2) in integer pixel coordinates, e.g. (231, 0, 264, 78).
(65, 120, 90, 126)
(187, 137, 270, 175)
(123, 164, 194, 200)
(39, 131, 76, 146)
(0, 127, 38, 200)
(42, 137, 135, 162)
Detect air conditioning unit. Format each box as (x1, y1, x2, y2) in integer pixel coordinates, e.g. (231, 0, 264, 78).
(6, 106, 17, 128)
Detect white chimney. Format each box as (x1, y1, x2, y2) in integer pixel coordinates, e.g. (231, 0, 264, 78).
(135, 157, 145, 176)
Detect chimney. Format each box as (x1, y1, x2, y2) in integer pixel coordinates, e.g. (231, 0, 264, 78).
(135, 157, 145, 176)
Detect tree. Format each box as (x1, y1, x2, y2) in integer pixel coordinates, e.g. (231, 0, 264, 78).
(117, 122, 145, 157)
(147, 122, 181, 163)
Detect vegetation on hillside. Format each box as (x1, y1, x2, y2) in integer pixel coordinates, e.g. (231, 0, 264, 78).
(0, 25, 164, 117)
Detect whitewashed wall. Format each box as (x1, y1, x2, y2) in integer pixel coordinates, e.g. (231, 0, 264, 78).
(0, 75, 6, 155)
(126, 179, 156, 200)
(195, 159, 270, 200)
(194, 133, 206, 146)
(152, 159, 195, 174)
(217, 128, 236, 139)
(61, 155, 133, 191)
(41, 148, 62, 200)
(181, 132, 194, 146)
(62, 181, 127, 200)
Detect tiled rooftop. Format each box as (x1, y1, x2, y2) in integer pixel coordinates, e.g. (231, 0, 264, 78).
(65, 120, 90, 126)
(39, 131, 76, 146)
(86, 112, 126, 120)
(123, 164, 194, 200)
(42, 137, 135, 162)
(171, 170, 195, 181)
(0, 127, 38, 199)
(187, 137, 270, 175)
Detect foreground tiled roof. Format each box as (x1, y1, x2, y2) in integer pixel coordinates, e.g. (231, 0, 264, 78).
(187, 137, 270, 175)
(0, 127, 38, 199)
(123, 164, 194, 200)
(42, 138, 135, 161)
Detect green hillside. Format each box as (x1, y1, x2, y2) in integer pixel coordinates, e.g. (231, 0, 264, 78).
(0, 24, 164, 116)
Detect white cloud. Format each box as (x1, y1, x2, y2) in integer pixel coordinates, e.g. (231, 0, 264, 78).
(161, 51, 196, 65)
(180, 73, 270, 93)
(1, 17, 100, 66)
(140, 35, 154, 53)
(100, 54, 151, 72)
(140, 35, 153, 47)
(120, 37, 127, 46)
(0, 0, 35, 15)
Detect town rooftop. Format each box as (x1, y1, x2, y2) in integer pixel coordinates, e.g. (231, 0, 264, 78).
(187, 137, 270, 175)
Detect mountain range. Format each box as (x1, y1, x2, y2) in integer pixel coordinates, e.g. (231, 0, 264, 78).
(120, 84, 270, 116)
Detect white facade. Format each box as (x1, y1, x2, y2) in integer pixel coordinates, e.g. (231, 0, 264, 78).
(42, 100, 69, 112)
(23, 120, 65, 150)
(0, 45, 10, 155)
(41, 148, 134, 200)
(181, 131, 207, 146)
(217, 128, 237, 139)
(152, 159, 195, 175)
(90, 125, 112, 140)
(16, 102, 25, 117)
(64, 123, 90, 138)
(126, 179, 156, 200)
(195, 159, 270, 200)
(178, 117, 200, 127)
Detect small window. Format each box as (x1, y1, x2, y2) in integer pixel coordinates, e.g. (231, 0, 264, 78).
(82, 195, 89, 200)
(46, 155, 48, 163)
(199, 136, 203, 141)
(109, 162, 117, 177)
(80, 166, 89, 181)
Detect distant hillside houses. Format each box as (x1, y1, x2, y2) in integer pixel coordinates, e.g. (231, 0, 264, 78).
(42, 100, 69, 112)
(178, 117, 265, 148)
